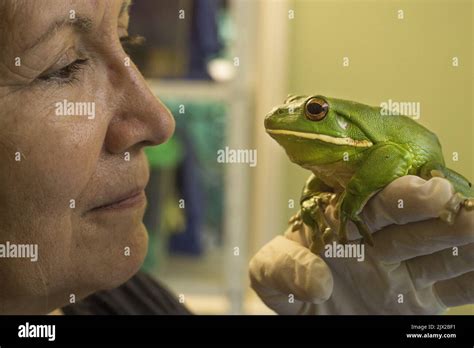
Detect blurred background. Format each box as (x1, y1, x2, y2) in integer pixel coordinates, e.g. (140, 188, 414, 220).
(127, 0, 473, 314)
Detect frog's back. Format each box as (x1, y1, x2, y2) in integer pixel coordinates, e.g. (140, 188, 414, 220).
(377, 113, 445, 168)
(372, 110, 473, 197)
(325, 96, 445, 168)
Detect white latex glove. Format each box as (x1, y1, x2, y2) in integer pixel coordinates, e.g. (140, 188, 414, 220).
(249, 176, 474, 314)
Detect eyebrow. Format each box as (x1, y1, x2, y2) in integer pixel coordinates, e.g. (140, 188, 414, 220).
(25, 16, 93, 53)
(25, 0, 132, 53)
(120, 0, 133, 17)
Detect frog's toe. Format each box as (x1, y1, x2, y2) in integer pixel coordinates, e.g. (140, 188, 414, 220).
(288, 211, 302, 224)
(430, 169, 446, 178)
(462, 198, 474, 211)
(310, 236, 324, 255)
(301, 193, 337, 252)
(353, 219, 374, 247)
(439, 210, 455, 225)
(314, 213, 333, 245)
(439, 194, 474, 224)
(445, 192, 464, 213)
(308, 223, 325, 254)
(438, 193, 473, 224)
(337, 224, 348, 245)
(322, 227, 334, 244)
(320, 192, 336, 205)
(291, 220, 303, 232)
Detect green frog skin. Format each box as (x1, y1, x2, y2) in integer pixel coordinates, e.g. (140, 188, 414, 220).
(265, 95, 474, 253)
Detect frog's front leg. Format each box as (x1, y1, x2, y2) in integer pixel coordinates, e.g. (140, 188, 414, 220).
(288, 175, 335, 253)
(338, 143, 414, 246)
(301, 192, 337, 253)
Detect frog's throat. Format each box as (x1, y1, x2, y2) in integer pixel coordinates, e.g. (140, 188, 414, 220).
(266, 129, 373, 148)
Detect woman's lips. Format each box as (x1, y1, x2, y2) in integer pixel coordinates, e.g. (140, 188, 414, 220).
(90, 190, 146, 212)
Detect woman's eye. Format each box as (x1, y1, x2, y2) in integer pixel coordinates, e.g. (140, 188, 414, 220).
(38, 59, 89, 84)
(35, 35, 144, 85)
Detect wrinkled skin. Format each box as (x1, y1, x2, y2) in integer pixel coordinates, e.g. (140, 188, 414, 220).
(0, 0, 175, 314)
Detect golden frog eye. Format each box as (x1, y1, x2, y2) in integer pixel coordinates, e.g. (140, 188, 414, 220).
(305, 97, 329, 121)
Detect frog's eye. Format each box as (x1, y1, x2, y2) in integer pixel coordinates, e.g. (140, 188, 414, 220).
(305, 97, 328, 121)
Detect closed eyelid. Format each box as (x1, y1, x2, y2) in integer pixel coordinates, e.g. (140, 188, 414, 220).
(39, 48, 80, 76)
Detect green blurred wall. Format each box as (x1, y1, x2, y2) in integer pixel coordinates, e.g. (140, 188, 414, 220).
(283, 0, 473, 314)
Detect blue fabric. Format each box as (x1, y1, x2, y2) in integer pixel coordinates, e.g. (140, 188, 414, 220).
(187, 0, 223, 79)
(168, 129, 205, 255)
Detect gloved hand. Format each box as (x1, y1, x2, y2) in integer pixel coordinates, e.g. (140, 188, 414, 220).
(249, 176, 474, 314)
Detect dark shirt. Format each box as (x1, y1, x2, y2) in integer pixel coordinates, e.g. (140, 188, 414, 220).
(62, 272, 192, 315)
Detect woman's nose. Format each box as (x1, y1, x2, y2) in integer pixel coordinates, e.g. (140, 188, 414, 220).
(104, 61, 175, 155)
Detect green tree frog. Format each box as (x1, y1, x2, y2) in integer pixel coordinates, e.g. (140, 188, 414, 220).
(265, 95, 474, 253)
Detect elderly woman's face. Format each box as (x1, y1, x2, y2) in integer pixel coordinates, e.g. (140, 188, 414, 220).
(0, 0, 174, 313)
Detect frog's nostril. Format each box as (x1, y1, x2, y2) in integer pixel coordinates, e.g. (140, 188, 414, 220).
(270, 107, 284, 115)
(266, 106, 287, 119)
(278, 106, 288, 114)
(265, 109, 277, 119)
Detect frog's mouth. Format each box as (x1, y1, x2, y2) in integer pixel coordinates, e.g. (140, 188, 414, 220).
(266, 129, 373, 148)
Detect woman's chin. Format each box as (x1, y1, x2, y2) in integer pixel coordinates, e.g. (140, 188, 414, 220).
(81, 223, 149, 293)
